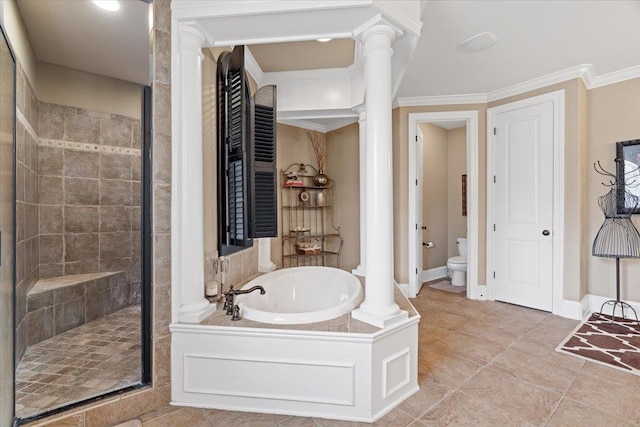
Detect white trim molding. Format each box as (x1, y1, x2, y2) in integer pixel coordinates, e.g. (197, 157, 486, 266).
(407, 111, 480, 300)
(396, 63, 640, 107)
(421, 266, 448, 284)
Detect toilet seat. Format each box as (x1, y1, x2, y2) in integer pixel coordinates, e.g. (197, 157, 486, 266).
(448, 256, 466, 265)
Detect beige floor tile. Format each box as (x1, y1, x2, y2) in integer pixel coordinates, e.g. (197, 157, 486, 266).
(399, 382, 451, 418)
(142, 407, 211, 427)
(564, 373, 640, 424)
(536, 314, 580, 331)
(489, 348, 578, 392)
(509, 336, 585, 372)
(418, 347, 483, 388)
(546, 398, 635, 427)
(579, 360, 640, 389)
(274, 416, 318, 427)
(419, 391, 532, 427)
(205, 408, 289, 426)
(419, 311, 469, 332)
(494, 303, 550, 323)
(313, 406, 415, 427)
(460, 368, 561, 425)
(431, 332, 507, 365)
(456, 320, 522, 348)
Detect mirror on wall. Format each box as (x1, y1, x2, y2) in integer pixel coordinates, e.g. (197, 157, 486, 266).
(6, 0, 152, 422)
(617, 139, 640, 214)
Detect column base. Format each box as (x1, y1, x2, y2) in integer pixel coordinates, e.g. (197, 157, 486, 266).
(351, 307, 408, 329)
(178, 299, 217, 324)
(352, 265, 366, 277)
(259, 262, 276, 273)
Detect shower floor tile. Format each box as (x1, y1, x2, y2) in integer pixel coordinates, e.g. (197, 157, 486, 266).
(15, 305, 141, 419)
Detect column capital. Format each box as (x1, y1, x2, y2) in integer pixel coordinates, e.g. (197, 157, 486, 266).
(178, 21, 206, 52)
(361, 23, 397, 44)
(354, 104, 366, 120)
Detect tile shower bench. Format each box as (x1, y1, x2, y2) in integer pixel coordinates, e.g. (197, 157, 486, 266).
(26, 271, 129, 346)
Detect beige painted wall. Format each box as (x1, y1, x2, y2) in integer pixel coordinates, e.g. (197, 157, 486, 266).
(1, 0, 37, 89)
(37, 62, 142, 119)
(447, 126, 467, 258)
(271, 124, 317, 267)
(420, 123, 448, 270)
(327, 123, 360, 271)
(587, 78, 640, 302)
(1, 0, 141, 118)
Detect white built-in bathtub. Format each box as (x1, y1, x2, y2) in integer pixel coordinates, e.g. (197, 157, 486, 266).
(236, 266, 363, 324)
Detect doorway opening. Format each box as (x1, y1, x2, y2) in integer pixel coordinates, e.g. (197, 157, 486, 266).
(408, 111, 480, 299)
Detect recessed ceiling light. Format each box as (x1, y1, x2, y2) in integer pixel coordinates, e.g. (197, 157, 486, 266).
(458, 32, 497, 53)
(317, 38, 332, 43)
(92, 0, 120, 12)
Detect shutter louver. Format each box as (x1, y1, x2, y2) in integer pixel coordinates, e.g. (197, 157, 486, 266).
(251, 86, 278, 238)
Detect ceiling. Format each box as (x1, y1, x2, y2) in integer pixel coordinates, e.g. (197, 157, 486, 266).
(17, 0, 150, 85)
(15, 1, 640, 118)
(248, 39, 355, 73)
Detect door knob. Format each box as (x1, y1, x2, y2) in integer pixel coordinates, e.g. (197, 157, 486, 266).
(421, 226, 427, 230)
(542, 230, 550, 236)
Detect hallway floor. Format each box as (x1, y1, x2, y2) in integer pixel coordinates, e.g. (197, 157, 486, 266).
(137, 285, 638, 425)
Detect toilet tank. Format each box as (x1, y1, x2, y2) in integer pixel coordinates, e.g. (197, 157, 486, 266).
(457, 238, 468, 257)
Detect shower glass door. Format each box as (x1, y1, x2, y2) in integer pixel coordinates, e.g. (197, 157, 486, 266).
(0, 23, 16, 426)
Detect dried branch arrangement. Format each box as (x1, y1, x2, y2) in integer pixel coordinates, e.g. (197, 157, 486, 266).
(307, 130, 332, 172)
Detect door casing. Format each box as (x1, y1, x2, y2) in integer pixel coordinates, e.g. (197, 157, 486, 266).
(407, 111, 479, 299)
(486, 90, 565, 314)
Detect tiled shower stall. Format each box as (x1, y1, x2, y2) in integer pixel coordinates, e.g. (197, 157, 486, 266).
(14, 64, 142, 361)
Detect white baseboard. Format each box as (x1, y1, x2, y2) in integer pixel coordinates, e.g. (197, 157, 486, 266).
(420, 266, 448, 283)
(584, 294, 640, 320)
(559, 299, 587, 320)
(396, 281, 409, 298)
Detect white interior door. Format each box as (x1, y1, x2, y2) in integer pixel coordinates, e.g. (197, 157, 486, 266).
(416, 132, 424, 292)
(491, 100, 554, 311)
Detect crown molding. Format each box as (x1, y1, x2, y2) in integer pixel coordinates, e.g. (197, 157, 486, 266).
(278, 118, 327, 133)
(486, 64, 590, 102)
(244, 46, 264, 86)
(589, 64, 640, 89)
(395, 63, 640, 107)
(395, 93, 487, 107)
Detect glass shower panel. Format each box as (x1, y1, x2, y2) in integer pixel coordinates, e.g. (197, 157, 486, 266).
(0, 25, 16, 426)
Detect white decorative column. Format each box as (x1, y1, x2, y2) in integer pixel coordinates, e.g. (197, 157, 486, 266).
(257, 238, 276, 272)
(352, 106, 366, 277)
(173, 24, 216, 323)
(352, 24, 407, 328)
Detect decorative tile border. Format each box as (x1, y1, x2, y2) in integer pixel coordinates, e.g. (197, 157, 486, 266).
(40, 138, 141, 156)
(17, 108, 141, 156)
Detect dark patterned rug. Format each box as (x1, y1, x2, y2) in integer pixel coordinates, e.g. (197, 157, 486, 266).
(556, 313, 640, 376)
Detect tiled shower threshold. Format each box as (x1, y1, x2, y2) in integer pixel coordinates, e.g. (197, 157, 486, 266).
(15, 305, 141, 419)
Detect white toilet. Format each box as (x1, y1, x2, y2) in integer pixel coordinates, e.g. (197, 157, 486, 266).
(447, 237, 468, 287)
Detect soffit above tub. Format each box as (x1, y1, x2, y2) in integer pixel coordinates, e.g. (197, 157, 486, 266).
(247, 39, 355, 73)
(16, 0, 150, 85)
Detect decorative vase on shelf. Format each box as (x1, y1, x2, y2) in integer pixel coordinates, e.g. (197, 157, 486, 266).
(313, 168, 329, 187)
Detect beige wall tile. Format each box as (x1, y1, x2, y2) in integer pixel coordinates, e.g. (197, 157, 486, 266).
(154, 30, 171, 85)
(27, 307, 54, 346)
(153, 133, 171, 184)
(65, 206, 99, 233)
(100, 116, 132, 148)
(39, 263, 64, 279)
(100, 180, 132, 206)
(40, 205, 64, 234)
(64, 109, 100, 143)
(64, 260, 99, 276)
(153, 184, 170, 234)
(131, 156, 142, 181)
(100, 206, 132, 232)
(38, 146, 64, 176)
(65, 150, 99, 179)
(100, 232, 132, 259)
(152, 82, 171, 137)
(153, 234, 170, 287)
(65, 233, 99, 262)
(64, 177, 99, 205)
(132, 121, 142, 150)
(38, 102, 65, 140)
(39, 234, 63, 264)
(100, 153, 131, 180)
(153, 284, 171, 337)
(39, 176, 64, 205)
